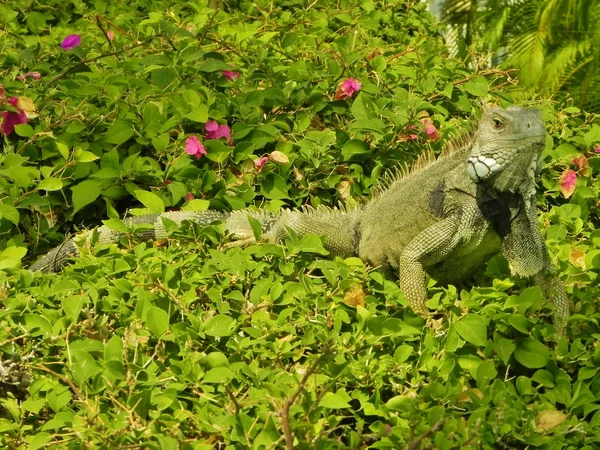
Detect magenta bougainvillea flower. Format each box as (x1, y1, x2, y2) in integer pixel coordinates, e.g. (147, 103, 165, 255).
(205, 120, 232, 142)
(0, 97, 28, 136)
(335, 78, 361, 99)
(61, 34, 81, 51)
(185, 136, 207, 159)
(254, 156, 269, 171)
(16, 72, 42, 81)
(222, 70, 240, 81)
(559, 169, 577, 198)
(422, 118, 440, 141)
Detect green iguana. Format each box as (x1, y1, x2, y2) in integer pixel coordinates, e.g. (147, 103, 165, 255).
(30, 105, 569, 333)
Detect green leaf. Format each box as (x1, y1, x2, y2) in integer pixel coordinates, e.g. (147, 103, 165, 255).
(75, 150, 99, 163)
(134, 190, 165, 213)
(104, 120, 134, 145)
(14, 123, 35, 137)
(514, 338, 550, 369)
(102, 218, 128, 233)
(203, 367, 235, 383)
(185, 105, 209, 123)
(494, 336, 516, 365)
(204, 315, 236, 337)
(385, 395, 415, 412)
(319, 392, 351, 409)
(351, 93, 376, 121)
(455, 314, 487, 346)
(260, 174, 290, 200)
(145, 306, 169, 338)
(463, 76, 489, 97)
(70, 350, 102, 384)
(394, 345, 413, 363)
(72, 180, 102, 214)
(37, 177, 63, 191)
(0, 204, 20, 225)
(342, 139, 369, 161)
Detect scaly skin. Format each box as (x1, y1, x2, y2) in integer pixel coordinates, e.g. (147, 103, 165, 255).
(29, 106, 569, 333)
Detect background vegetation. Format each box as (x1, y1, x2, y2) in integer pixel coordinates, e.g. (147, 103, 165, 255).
(0, 0, 599, 448)
(437, 0, 600, 113)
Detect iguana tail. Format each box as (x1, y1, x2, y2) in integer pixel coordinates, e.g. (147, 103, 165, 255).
(30, 205, 360, 273)
(29, 211, 230, 273)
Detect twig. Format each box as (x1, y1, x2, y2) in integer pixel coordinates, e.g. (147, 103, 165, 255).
(427, 68, 517, 101)
(0, 334, 29, 347)
(95, 15, 115, 51)
(280, 343, 333, 450)
(48, 39, 152, 85)
(96, 14, 132, 40)
(31, 364, 103, 423)
(198, 8, 219, 48)
(224, 384, 241, 414)
(406, 419, 445, 450)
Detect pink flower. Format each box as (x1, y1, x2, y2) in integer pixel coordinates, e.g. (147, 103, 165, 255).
(254, 156, 269, 171)
(16, 72, 42, 81)
(572, 155, 589, 176)
(205, 120, 232, 143)
(185, 192, 195, 201)
(422, 118, 440, 141)
(0, 97, 28, 136)
(107, 30, 115, 41)
(222, 70, 240, 80)
(61, 34, 81, 51)
(595, 146, 600, 153)
(335, 78, 361, 99)
(185, 136, 206, 159)
(559, 169, 577, 198)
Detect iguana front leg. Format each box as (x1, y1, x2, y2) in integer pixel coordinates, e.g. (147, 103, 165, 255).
(502, 194, 569, 334)
(397, 216, 464, 315)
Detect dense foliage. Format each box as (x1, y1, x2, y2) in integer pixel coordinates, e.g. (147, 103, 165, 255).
(0, 0, 599, 448)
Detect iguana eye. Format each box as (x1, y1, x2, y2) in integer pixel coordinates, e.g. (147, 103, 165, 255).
(493, 116, 505, 129)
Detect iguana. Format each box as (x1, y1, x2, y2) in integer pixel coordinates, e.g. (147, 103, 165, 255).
(29, 105, 569, 333)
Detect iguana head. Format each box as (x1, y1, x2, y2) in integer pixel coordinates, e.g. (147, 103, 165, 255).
(467, 106, 545, 193)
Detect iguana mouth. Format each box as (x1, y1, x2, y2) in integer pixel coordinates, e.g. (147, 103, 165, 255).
(467, 141, 544, 183)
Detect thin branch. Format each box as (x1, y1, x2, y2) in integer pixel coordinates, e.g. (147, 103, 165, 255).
(406, 419, 445, 450)
(198, 8, 220, 48)
(48, 39, 153, 85)
(31, 364, 103, 423)
(95, 15, 115, 51)
(280, 343, 333, 450)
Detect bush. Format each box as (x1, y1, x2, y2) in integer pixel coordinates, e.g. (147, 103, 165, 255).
(0, 0, 598, 448)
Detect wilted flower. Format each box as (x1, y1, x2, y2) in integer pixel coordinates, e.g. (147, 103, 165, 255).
(61, 34, 81, 51)
(254, 156, 269, 171)
(205, 120, 232, 142)
(572, 155, 589, 176)
(559, 169, 577, 198)
(185, 192, 195, 201)
(0, 97, 28, 136)
(422, 118, 440, 141)
(185, 136, 206, 159)
(222, 70, 240, 81)
(107, 30, 115, 41)
(334, 78, 361, 99)
(269, 150, 289, 165)
(16, 72, 42, 81)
